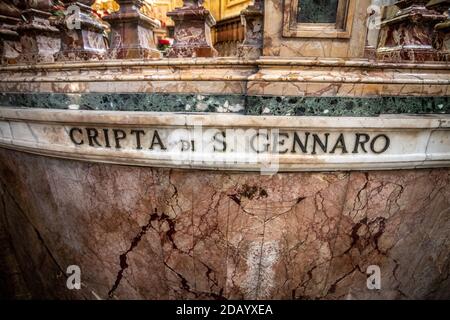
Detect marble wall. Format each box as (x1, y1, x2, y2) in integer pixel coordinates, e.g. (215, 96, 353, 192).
(0, 148, 449, 299)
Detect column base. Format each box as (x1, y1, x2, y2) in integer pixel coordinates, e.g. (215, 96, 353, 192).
(167, 45, 217, 58)
(17, 10, 60, 64)
(109, 47, 162, 60)
(376, 47, 440, 62)
(237, 45, 261, 60)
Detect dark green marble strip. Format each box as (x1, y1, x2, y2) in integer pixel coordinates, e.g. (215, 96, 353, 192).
(0, 93, 449, 116)
(246, 96, 450, 116)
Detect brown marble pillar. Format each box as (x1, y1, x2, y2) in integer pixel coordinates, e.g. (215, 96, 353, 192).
(166, 0, 218, 58)
(237, 0, 264, 59)
(16, 0, 61, 63)
(377, 0, 447, 61)
(103, 0, 161, 59)
(427, 0, 450, 61)
(55, 0, 108, 61)
(0, 0, 22, 64)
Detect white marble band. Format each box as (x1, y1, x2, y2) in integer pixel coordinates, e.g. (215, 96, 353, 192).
(0, 107, 449, 172)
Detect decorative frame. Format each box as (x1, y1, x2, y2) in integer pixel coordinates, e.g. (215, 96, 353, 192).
(282, 0, 355, 38)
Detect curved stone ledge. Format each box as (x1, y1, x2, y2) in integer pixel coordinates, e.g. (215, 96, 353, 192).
(0, 108, 449, 172)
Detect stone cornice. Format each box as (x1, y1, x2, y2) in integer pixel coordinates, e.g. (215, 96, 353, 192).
(1, 57, 450, 71)
(0, 107, 449, 171)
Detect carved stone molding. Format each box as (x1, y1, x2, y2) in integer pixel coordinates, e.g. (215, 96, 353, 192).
(0, 0, 22, 64)
(55, 0, 108, 61)
(427, 0, 450, 61)
(0, 108, 449, 171)
(377, 0, 447, 61)
(166, 0, 218, 58)
(103, 0, 162, 59)
(237, 0, 263, 59)
(16, 0, 61, 63)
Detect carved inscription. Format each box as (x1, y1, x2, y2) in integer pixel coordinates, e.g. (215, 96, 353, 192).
(68, 127, 390, 155)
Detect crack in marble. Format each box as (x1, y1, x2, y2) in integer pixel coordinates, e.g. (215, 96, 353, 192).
(108, 209, 156, 299)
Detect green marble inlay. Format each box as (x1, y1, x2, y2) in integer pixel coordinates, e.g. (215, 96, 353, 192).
(246, 96, 450, 116)
(0, 93, 449, 117)
(0, 93, 246, 113)
(297, 0, 338, 23)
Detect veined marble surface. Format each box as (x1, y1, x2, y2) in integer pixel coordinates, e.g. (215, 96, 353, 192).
(0, 149, 449, 299)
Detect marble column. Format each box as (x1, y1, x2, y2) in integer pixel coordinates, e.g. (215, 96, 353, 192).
(55, 0, 108, 61)
(16, 0, 61, 63)
(427, 0, 450, 61)
(237, 0, 264, 59)
(0, 0, 22, 64)
(103, 0, 161, 59)
(166, 0, 218, 58)
(376, 0, 447, 61)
